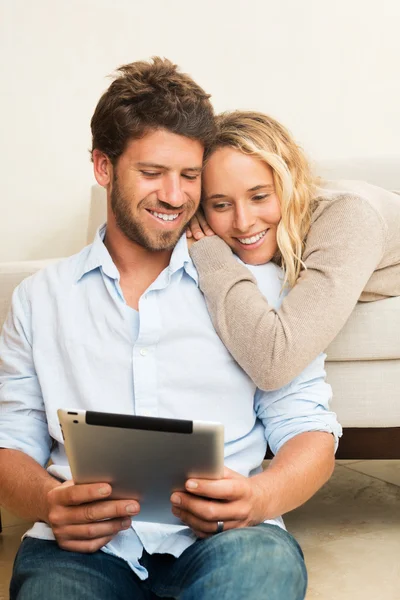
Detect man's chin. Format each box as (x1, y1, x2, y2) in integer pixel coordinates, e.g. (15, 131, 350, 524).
(122, 225, 186, 252)
(148, 229, 186, 251)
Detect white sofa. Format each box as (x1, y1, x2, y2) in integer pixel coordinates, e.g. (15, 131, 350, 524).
(316, 158, 400, 458)
(1, 162, 400, 460)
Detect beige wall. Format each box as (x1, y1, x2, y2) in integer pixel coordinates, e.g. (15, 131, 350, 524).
(1, 0, 400, 261)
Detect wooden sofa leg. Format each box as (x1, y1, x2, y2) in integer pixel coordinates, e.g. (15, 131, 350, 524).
(336, 427, 400, 459)
(265, 427, 400, 460)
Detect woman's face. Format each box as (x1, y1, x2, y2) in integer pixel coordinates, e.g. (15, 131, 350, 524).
(202, 147, 281, 265)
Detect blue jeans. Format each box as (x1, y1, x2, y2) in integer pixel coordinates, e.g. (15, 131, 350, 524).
(10, 524, 307, 600)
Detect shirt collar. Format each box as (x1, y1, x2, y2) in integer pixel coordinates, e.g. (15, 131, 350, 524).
(168, 234, 199, 286)
(75, 224, 199, 286)
(75, 224, 119, 283)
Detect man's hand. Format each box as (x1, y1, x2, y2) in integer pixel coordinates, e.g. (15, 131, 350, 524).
(47, 480, 140, 553)
(170, 467, 268, 538)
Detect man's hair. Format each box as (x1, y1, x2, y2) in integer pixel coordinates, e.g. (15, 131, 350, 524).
(91, 57, 216, 163)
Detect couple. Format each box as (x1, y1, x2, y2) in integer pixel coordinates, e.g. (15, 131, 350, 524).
(0, 56, 398, 600)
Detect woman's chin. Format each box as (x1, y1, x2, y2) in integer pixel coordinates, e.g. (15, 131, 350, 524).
(234, 248, 275, 266)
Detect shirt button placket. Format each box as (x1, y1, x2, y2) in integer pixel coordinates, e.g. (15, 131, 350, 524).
(134, 294, 160, 418)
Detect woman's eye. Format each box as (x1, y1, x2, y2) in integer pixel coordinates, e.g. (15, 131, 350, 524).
(213, 203, 231, 210)
(252, 194, 271, 202)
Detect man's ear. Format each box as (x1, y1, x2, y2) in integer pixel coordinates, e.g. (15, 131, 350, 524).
(92, 149, 113, 187)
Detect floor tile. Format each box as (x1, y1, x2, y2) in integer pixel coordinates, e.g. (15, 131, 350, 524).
(0, 524, 29, 600)
(285, 464, 400, 599)
(343, 459, 400, 487)
(303, 532, 400, 600)
(1, 508, 30, 529)
(335, 459, 363, 465)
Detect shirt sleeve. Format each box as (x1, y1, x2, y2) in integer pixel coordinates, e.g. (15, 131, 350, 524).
(189, 195, 386, 390)
(254, 352, 342, 455)
(0, 279, 51, 467)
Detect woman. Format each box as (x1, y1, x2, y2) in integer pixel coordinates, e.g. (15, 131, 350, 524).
(188, 111, 400, 390)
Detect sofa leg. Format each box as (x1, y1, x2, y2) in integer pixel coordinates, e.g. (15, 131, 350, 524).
(335, 427, 400, 459)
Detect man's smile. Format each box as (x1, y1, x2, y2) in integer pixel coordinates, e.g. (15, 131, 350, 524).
(148, 210, 180, 222)
(145, 208, 185, 227)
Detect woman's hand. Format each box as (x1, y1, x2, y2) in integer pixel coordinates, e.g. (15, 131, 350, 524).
(170, 467, 268, 538)
(186, 210, 215, 242)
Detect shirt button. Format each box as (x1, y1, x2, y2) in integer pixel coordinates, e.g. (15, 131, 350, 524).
(140, 348, 148, 356)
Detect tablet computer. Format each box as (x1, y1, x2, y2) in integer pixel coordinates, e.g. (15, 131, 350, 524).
(58, 409, 224, 525)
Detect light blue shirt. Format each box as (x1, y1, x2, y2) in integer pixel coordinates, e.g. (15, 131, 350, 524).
(0, 225, 341, 579)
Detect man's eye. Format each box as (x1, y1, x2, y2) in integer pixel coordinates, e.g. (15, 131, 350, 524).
(141, 171, 161, 177)
(182, 174, 199, 181)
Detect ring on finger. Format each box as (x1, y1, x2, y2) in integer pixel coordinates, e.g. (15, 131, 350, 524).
(215, 520, 224, 534)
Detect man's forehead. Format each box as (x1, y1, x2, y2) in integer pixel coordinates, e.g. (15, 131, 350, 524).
(124, 129, 204, 169)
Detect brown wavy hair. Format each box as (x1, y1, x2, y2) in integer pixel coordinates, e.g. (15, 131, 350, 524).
(91, 57, 216, 164)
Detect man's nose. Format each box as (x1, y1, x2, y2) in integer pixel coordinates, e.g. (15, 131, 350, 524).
(158, 176, 185, 208)
(233, 206, 256, 233)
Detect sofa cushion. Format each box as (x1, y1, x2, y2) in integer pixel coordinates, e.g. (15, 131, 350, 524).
(327, 360, 400, 427)
(325, 296, 400, 361)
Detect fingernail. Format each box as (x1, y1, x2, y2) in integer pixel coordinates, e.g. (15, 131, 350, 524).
(186, 480, 198, 490)
(98, 486, 110, 496)
(121, 518, 131, 528)
(171, 494, 181, 505)
(126, 503, 138, 514)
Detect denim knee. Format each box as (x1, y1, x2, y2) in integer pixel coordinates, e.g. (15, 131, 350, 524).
(201, 524, 307, 599)
(10, 538, 144, 600)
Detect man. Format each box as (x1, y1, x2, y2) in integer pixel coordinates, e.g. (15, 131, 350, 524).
(0, 57, 341, 600)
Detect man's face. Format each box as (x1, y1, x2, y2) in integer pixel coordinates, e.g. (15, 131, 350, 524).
(110, 129, 204, 251)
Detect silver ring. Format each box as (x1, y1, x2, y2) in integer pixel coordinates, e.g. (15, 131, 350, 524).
(215, 520, 224, 534)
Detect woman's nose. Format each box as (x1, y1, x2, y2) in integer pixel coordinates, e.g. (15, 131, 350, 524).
(233, 206, 256, 232)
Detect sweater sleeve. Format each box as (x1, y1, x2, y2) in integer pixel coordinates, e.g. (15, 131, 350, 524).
(189, 195, 387, 390)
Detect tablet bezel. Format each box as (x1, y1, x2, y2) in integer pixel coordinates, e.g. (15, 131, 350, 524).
(58, 409, 224, 525)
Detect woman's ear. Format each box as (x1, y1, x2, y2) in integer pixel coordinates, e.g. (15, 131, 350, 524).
(92, 149, 112, 187)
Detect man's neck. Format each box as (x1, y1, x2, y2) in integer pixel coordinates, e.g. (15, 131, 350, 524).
(104, 218, 173, 309)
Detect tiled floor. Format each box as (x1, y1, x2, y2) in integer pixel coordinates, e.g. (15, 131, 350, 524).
(1, 461, 400, 599)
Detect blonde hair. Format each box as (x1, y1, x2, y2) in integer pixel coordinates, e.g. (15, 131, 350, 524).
(205, 111, 316, 288)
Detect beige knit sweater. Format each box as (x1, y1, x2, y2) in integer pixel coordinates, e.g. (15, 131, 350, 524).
(189, 180, 400, 391)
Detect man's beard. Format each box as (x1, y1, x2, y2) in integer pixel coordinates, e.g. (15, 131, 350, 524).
(111, 176, 195, 251)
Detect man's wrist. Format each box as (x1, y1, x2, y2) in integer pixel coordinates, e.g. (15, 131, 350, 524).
(251, 468, 287, 522)
(40, 476, 64, 524)
(249, 472, 275, 523)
